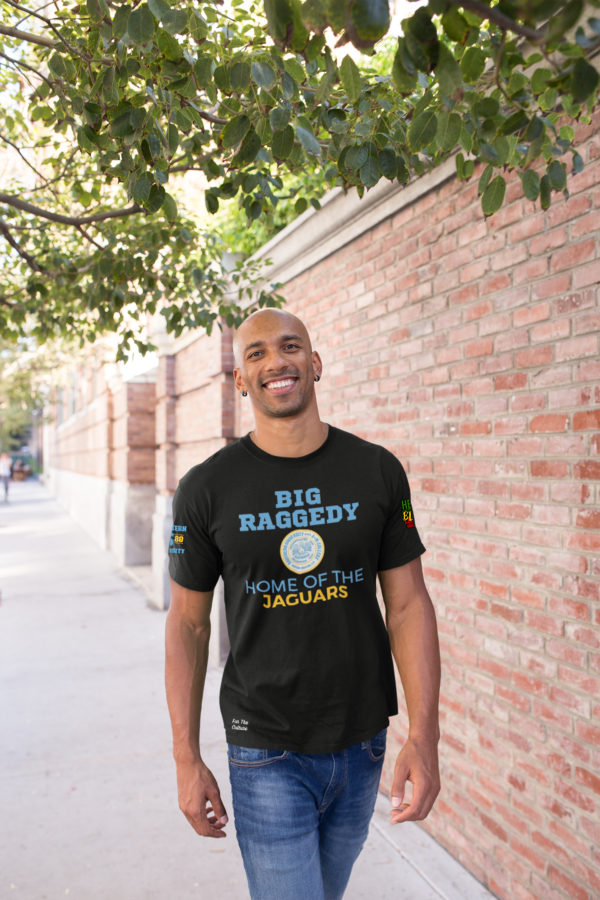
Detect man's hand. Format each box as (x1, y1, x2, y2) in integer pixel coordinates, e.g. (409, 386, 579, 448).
(389, 735, 440, 825)
(176, 759, 229, 838)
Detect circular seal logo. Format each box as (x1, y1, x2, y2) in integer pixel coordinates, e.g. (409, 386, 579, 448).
(280, 529, 325, 574)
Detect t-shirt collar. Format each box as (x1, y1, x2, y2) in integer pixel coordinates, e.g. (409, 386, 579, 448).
(240, 425, 337, 467)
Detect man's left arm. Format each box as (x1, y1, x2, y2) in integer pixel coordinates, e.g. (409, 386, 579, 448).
(379, 555, 441, 824)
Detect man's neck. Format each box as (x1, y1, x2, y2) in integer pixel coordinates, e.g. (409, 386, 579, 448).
(250, 402, 329, 458)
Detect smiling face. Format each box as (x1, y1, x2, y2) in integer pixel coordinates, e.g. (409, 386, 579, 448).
(233, 309, 322, 420)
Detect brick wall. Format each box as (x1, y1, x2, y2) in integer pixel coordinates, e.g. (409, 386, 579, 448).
(49, 364, 112, 478)
(49, 364, 156, 486)
(236, 120, 600, 900)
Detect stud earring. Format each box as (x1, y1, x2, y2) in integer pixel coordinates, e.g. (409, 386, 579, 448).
(315, 375, 321, 382)
(241, 390, 248, 397)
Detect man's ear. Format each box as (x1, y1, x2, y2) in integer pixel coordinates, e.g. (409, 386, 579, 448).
(233, 367, 247, 395)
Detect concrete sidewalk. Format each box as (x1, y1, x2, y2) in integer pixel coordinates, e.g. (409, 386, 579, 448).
(0, 480, 493, 900)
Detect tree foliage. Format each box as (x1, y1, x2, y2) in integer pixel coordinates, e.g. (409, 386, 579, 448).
(0, 0, 598, 355)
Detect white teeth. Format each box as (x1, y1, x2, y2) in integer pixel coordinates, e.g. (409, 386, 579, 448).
(266, 379, 295, 389)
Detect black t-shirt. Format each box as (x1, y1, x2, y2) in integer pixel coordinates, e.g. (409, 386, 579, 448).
(169, 426, 426, 754)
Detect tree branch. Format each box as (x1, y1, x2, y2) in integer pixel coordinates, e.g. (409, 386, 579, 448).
(0, 22, 54, 47)
(0, 18, 111, 64)
(0, 193, 143, 225)
(0, 218, 44, 271)
(0, 49, 55, 87)
(0, 131, 47, 183)
(446, 0, 544, 41)
(76, 224, 103, 249)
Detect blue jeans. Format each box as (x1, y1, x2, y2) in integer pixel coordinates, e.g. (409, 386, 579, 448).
(228, 728, 387, 900)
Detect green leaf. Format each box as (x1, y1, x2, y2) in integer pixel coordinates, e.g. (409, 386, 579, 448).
(205, 190, 219, 214)
(492, 136, 509, 167)
(87, 0, 102, 23)
(441, 7, 469, 41)
(404, 32, 428, 71)
(460, 47, 486, 84)
(163, 7, 187, 34)
(271, 124, 294, 159)
(435, 43, 462, 97)
(296, 124, 321, 156)
(349, 0, 390, 49)
(188, 8, 208, 40)
(251, 61, 276, 89)
(295, 197, 308, 214)
(456, 152, 465, 180)
(194, 57, 213, 88)
(113, 4, 131, 39)
(559, 124, 575, 142)
(540, 174, 551, 209)
(163, 192, 178, 221)
(233, 130, 261, 164)
(133, 174, 151, 205)
(148, 0, 170, 21)
(264, 0, 293, 42)
(521, 169, 540, 201)
(531, 68, 552, 95)
(270, 107, 291, 130)
(230, 62, 250, 93)
(407, 110, 437, 153)
(145, 183, 166, 213)
(392, 42, 418, 94)
(360, 155, 380, 186)
(158, 29, 181, 59)
(548, 0, 583, 38)
(572, 152, 584, 173)
(497, 111, 528, 136)
(283, 57, 304, 83)
(523, 116, 544, 142)
(340, 55, 362, 103)
(478, 164, 493, 195)
(378, 148, 397, 180)
(168, 123, 179, 155)
(481, 175, 506, 216)
(128, 4, 155, 43)
(436, 110, 461, 152)
(221, 114, 251, 149)
(569, 58, 600, 101)
(346, 144, 369, 170)
(110, 111, 135, 137)
(547, 159, 567, 191)
(214, 65, 230, 94)
(48, 53, 68, 80)
(474, 97, 499, 119)
(256, 117, 273, 144)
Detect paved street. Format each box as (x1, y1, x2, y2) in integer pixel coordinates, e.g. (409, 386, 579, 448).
(0, 480, 492, 900)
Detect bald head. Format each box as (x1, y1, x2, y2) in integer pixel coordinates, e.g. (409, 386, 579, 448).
(233, 309, 312, 367)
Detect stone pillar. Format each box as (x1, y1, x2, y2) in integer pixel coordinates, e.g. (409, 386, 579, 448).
(152, 354, 176, 609)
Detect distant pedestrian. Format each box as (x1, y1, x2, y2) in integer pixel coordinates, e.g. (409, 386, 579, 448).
(0, 453, 12, 501)
(165, 309, 441, 900)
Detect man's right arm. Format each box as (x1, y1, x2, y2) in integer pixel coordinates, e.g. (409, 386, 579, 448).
(165, 577, 229, 838)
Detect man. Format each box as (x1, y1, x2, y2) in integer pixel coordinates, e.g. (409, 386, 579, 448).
(165, 309, 441, 900)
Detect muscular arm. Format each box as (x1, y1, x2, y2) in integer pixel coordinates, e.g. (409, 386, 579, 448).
(379, 555, 441, 824)
(165, 577, 228, 838)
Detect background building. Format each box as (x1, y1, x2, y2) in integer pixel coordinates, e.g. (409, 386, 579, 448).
(44, 115, 600, 900)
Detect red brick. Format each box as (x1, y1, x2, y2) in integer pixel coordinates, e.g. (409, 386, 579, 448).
(548, 865, 589, 900)
(573, 409, 600, 430)
(515, 347, 553, 368)
(551, 238, 595, 273)
(576, 767, 600, 796)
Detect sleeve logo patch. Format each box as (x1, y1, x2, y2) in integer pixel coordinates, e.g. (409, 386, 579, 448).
(402, 499, 415, 528)
(170, 524, 187, 554)
(280, 529, 325, 574)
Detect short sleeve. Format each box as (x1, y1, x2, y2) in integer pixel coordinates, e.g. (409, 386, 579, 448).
(168, 477, 222, 592)
(377, 453, 426, 572)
